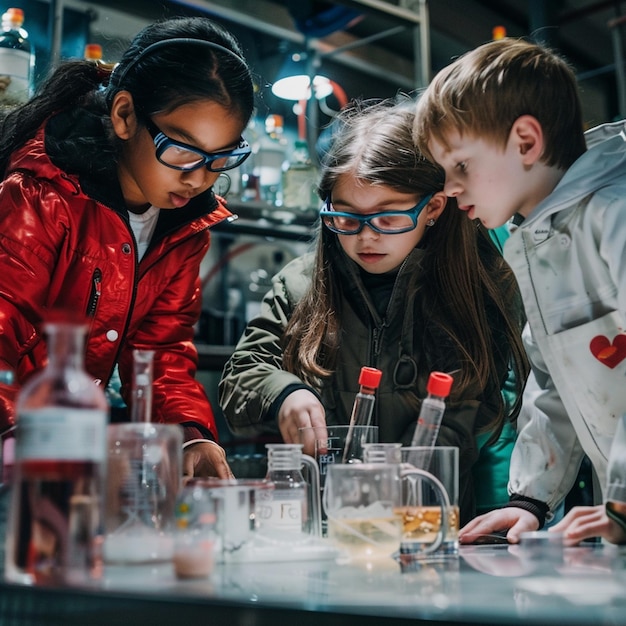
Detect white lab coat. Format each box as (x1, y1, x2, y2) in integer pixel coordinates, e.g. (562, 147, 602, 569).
(504, 120, 626, 512)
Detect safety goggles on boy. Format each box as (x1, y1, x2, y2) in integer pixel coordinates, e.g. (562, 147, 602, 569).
(320, 193, 433, 235)
(146, 119, 251, 172)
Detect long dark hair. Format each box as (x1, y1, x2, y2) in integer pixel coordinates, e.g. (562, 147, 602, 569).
(282, 98, 529, 432)
(0, 16, 255, 175)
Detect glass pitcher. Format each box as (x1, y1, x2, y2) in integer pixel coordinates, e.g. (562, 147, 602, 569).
(260, 443, 321, 539)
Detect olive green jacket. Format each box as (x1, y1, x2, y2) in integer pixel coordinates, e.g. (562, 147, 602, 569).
(219, 246, 514, 525)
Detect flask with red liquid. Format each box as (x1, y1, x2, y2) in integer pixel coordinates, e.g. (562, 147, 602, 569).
(4, 315, 108, 585)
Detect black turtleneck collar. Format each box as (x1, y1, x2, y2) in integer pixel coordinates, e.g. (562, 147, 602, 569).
(359, 265, 399, 317)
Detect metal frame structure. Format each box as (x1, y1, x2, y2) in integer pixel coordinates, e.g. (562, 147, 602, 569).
(48, 0, 431, 90)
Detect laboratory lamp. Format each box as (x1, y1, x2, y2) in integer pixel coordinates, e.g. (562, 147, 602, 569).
(271, 52, 333, 101)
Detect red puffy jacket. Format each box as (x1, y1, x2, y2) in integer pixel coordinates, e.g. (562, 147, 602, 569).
(0, 109, 229, 441)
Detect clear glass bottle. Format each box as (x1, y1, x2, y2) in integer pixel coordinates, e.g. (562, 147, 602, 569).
(255, 114, 286, 205)
(5, 318, 108, 585)
(282, 139, 319, 212)
(263, 443, 321, 539)
(0, 7, 34, 106)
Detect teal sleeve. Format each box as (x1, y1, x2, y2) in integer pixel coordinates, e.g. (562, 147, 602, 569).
(488, 224, 510, 253)
(473, 356, 519, 514)
(473, 420, 516, 514)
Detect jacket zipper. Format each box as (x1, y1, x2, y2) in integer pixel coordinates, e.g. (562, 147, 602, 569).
(370, 256, 410, 361)
(372, 326, 382, 358)
(86, 268, 102, 317)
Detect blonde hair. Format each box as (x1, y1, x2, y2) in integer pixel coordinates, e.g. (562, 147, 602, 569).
(413, 38, 586, 169)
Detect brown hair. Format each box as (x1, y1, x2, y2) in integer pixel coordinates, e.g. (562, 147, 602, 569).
(282, 98, 529, 433)
(413, 38, 586, 170)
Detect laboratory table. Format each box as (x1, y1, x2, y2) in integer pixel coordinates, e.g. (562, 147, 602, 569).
(0, 543, 625, 626)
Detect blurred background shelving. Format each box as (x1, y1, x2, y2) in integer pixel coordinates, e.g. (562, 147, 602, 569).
(8, 0, 626, 457)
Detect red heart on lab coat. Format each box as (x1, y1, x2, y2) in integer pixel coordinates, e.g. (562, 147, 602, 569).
(589, 334, 626, 368)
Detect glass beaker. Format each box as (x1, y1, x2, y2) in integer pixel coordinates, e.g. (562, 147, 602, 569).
(323, 460, 448, 568)
(102, 423, 182, 565)
(399, 446, 458, 563)
(363, 442, 402, 464)
(323, 462, 403, 567)
(197, 477, 271, 563)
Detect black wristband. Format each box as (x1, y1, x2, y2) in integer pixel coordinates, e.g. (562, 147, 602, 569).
(502, 494, 550, 528)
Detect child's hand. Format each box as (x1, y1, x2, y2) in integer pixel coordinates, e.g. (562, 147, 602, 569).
(459, 508, 540, 544)
(182, 440, 234, 480)
(549, 503, 626, 546)
(278, 389, 326, 454)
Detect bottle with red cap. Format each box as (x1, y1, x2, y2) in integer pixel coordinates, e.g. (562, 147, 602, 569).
(83, 43, 103, 62)
(350, 366, 382, 429)
(410, 371, 454, 449)
(342, 366, 382, 462)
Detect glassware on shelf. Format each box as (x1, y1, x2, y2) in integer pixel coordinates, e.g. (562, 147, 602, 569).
(254, 114, 287, 206)
(282, 138, 319, 212)
(0, 7, 34, 106)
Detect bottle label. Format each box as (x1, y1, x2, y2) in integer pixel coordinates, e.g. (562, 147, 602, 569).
(0, 47, 31, 104)
(256, 490, 304, 532)
(16, 408, 107, 462)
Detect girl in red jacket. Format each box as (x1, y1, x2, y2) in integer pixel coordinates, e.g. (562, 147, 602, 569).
(0, 16, 254, 479)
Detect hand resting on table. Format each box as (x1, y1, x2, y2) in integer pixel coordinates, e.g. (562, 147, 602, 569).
(459, 508, 540, 544)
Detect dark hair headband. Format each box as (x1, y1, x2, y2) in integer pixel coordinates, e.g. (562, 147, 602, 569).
(112, 37, 248, 87)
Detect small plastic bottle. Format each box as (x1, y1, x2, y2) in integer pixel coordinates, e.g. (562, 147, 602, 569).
(410, 371, 454, 449)
(349, 366, 382, 429)
(4, 316, 108, 585)
(342, 366, 382, 462)
(0, 7, 34, 106)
